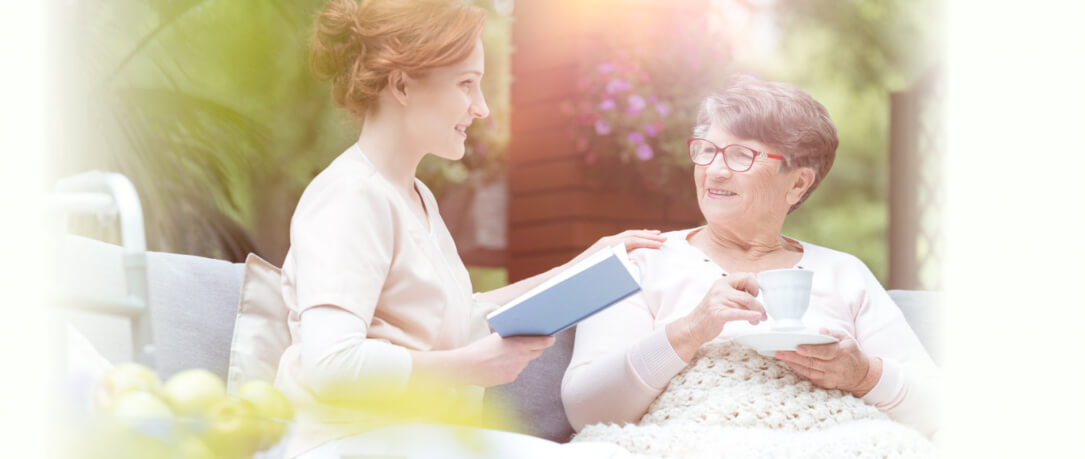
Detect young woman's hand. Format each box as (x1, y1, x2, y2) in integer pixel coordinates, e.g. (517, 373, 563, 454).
(666, 273, 767, 361)
(475, 229, 666, 307)
(565, 229, 667, 268)
(452, 333, 555, 387)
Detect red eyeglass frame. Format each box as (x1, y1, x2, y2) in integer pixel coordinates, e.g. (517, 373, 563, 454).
(687, 138, 786, 171)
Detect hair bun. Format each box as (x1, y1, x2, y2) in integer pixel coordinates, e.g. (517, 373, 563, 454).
(309, 0, 486, 119)
(310, 0, 364, 82)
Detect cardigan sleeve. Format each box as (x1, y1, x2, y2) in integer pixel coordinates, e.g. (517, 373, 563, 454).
(850, 258, 941, 436)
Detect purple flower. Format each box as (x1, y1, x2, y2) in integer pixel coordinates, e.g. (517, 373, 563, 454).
(635, 144, 654, 161)
(655, 103, 670, 117)
(594, 119, 611, 136)
(627, 94, 646, 114)
(598, 98, 616, 111)
(648, 95, 658, 104)
(643, 122, 658, 137)
(597, 62, 615, 74)
(627, 131, 645, 144)
(606, 78, 632, 94)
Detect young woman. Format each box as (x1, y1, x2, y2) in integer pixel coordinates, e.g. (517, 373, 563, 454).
(273, 1, 663, 457)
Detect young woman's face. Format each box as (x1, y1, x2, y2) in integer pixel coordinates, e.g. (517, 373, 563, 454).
(404, 39, 490, 161)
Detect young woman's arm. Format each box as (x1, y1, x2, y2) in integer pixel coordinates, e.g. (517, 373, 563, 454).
(300, 305, 554, 400)
(474, 230, 666, 306)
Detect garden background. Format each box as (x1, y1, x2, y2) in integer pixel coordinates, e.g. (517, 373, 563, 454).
(54, 0, 942, 294)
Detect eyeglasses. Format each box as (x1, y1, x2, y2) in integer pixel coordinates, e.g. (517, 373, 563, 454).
(687, 138, 786, 172)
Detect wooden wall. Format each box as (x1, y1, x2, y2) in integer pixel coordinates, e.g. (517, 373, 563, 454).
(506, 0, 707, 281)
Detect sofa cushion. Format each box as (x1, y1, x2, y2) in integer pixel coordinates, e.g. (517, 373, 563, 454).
(145, 250, 245, 380)
(226, 253, 291, 393)
(484, 327, 576, 442)
(59, 236, 245, 380)
(887, 289, 941, 365)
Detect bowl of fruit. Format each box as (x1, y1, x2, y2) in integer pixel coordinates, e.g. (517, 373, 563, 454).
(66, 363, 294, 459)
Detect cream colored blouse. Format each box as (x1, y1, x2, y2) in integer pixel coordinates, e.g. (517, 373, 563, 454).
(274, 144, 486, 457)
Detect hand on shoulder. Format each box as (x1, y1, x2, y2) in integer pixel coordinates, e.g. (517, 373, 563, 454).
(565, 229, 667, 269)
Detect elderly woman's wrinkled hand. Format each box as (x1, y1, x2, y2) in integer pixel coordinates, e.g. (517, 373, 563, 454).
(667, 273, 767, 361)
(774, 329, 882, 397)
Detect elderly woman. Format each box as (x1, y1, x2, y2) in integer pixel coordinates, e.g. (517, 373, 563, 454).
(561, 76, 938, 456)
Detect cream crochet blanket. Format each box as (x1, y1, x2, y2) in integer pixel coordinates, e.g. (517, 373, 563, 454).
(573, 341, 935, 458)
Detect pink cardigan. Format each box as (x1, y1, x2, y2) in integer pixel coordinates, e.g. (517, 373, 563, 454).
(561, 228, 939, 436)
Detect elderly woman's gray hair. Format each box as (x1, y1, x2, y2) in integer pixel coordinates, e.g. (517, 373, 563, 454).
(693, 75, 839, 212)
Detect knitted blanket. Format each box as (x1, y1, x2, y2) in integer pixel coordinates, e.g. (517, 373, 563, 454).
(573, 341, 936, 458)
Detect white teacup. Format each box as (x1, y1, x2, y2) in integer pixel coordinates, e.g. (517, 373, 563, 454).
(757, 268, 814, 331)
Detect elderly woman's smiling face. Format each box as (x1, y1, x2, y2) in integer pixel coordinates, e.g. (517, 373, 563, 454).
(694, 124, 814, 229)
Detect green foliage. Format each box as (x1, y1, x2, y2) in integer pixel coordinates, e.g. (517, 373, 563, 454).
(62, 0, 510, 261)
(756, 0, 942, 281)
(467, 266, 508, 293)
(61, 0, 939, 285)
(62, 0, 333, 260)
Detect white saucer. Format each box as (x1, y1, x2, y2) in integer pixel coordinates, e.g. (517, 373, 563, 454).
(733, 329, 839, 357)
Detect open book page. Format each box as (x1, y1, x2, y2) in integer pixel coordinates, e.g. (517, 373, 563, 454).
(486, 243, 636, 319)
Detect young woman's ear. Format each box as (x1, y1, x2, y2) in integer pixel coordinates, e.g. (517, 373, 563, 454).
(786, 167, 816, 206)
(387, 70, 409, 106)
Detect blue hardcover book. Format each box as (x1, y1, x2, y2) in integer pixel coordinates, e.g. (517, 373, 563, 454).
(486, 244, 642, 337)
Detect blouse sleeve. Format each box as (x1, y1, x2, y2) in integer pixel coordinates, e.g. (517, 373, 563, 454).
(289, 176, 414, 401)
(299, 306, 412, 402)
(561, 286, 689, 431)
(289, 176, 394, 323)
(850, 258, 941, 436)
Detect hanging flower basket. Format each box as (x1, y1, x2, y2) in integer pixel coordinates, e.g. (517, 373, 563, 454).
(564, 25, 733, 200)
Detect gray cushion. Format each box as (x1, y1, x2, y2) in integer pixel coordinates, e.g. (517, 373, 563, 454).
(484, 327, 576, 442)
(888, 289, 941, 365)
(146, 250, 244, 380)
(59, 236, 245, 380)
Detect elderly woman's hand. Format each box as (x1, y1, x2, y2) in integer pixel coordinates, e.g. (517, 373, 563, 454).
(774, 329, 883, 397)
(667, 273, 768, 361)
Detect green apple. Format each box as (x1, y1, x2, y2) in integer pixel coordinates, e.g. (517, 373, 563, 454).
(161, 369, 226, 417)
(177, 434, 216, 459)
(237, 380, 293, 420)
(237, 380, 294, 449)
(95, 362, 161, 412)
(202, 396, 262, 459)
(107, 391, 173, 427)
